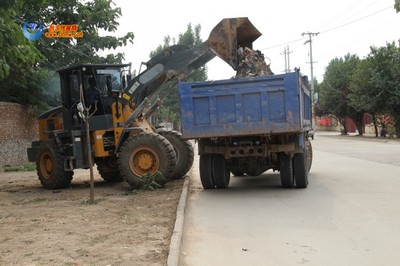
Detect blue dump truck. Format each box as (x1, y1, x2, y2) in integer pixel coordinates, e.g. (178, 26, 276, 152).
(179, 70, 313, 189)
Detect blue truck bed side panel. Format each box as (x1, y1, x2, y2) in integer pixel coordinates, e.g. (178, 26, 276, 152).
(179, 72, 311, 139)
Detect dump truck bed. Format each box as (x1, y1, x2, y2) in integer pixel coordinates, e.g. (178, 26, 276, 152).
(179, 72, 312, 139)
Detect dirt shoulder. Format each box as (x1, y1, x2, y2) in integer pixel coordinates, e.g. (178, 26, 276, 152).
(0, 169, 184, 266)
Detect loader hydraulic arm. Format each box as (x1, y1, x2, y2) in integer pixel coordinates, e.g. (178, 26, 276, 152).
(122, 17, 262, 127)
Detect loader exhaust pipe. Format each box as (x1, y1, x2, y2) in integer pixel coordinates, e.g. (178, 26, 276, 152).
(207, 17, 262, 70)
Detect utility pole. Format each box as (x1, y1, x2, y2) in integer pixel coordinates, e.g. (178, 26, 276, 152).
(281, 46, 288, 73)
(302, 32, 319, 127)
(281, 46, 293, 73)
(286, 46, 292, 73)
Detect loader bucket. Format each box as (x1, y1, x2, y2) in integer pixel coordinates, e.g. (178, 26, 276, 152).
(207, 17, 262, 69)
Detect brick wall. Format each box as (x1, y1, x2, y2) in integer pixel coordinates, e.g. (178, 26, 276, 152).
(0, 102, 38, 171)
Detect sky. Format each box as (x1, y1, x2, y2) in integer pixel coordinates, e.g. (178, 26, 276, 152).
(109, 0, 400, 82)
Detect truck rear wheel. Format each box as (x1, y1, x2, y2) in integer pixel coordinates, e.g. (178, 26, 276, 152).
(199, 155, 214, 189)
(306, 140, 313, 172)
(36, 142, 73, 189)
(158, 130, 194, 179)
(212, 154, 230, 189)
(95, 157, 123, 182)
(293, 148, 309, 188)
(118, 133, 176, 188)
(279, 153, 294, 188)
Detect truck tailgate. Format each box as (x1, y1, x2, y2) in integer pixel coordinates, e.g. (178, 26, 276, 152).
(179, 72, 311, 139)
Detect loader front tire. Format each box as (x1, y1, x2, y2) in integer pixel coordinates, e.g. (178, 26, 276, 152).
(118, 133, 177, 188)
(36, 142, 73, 189)
(158, 130, 194, 179)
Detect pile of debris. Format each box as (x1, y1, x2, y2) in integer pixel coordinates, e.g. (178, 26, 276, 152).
(236, 47, 274, 78)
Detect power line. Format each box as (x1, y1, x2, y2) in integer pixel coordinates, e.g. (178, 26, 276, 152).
(260, 5, 393, 51)
(317, 0, 364, 32)
(320, 5, 392, 34)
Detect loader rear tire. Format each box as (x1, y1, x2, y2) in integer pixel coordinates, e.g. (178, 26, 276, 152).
(36, 142, 73, 189)
(199, 155, 214, 189)
(158, 130, 194, 179)
(212, 154, 230, 189)
(118, 133, 176, 188)
(95, 157, 123, 182)
(279, 152, 294, 188)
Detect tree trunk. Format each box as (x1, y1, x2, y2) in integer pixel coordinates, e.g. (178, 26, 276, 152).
(394, 114, 400, 138)
(338, 117, 348, 135)
(372, 114, 378, 137)
(351, 112, 364, 136)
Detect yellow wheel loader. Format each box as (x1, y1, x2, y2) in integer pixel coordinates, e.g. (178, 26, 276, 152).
(26, 17, 262, 189)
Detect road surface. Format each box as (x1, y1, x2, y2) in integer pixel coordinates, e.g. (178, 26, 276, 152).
(180, 133, 400, 266)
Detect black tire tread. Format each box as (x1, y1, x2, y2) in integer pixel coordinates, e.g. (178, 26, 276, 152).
(199, 155, 214, 189)
(294, 148, 309, 189)
(212, 154, 230, 189)
(95, 157, 123, 182)
(158, 130, 194, 179)
(279, 152, 294, 188)
(118, 133, 176, 188)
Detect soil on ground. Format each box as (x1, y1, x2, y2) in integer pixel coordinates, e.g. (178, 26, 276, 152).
(0, 169, 184, 266)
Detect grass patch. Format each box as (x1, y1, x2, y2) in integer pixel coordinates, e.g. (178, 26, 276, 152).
(28, 198, 48, 203)
(4, 164, 36, 172)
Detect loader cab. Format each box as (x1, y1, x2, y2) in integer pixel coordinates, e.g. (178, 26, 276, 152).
(57, 63, 131, 130)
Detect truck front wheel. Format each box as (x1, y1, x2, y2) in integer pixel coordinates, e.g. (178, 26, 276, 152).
(36, 141, 73, 189)
(279, 153, 294, 188)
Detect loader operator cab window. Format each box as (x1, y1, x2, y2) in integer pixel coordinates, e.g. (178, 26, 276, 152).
(83, 69, 123, 115)
(84, 77, 101, 110)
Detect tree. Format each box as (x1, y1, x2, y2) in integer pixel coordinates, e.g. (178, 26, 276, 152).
(395, 0, 400, 13)
(366, 43, 400, 137)
(149, 23, 209, 128)
(319, 54, 364, 135)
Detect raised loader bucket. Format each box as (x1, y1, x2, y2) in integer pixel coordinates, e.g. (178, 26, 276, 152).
(207, 17, 262, 69)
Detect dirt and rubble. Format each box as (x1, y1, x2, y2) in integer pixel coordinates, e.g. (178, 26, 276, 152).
(236, 47, 274, 78)
(0, 169, 184, 265)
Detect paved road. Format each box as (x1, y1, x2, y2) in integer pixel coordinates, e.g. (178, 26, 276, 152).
(180, 133, 400, 266)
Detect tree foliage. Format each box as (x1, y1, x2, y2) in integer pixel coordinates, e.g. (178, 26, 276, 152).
(395, 0, 400, 13)
(0, 3, 47, 110)
(27, 0, 134, 69)
(360, 43, 400, 136)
